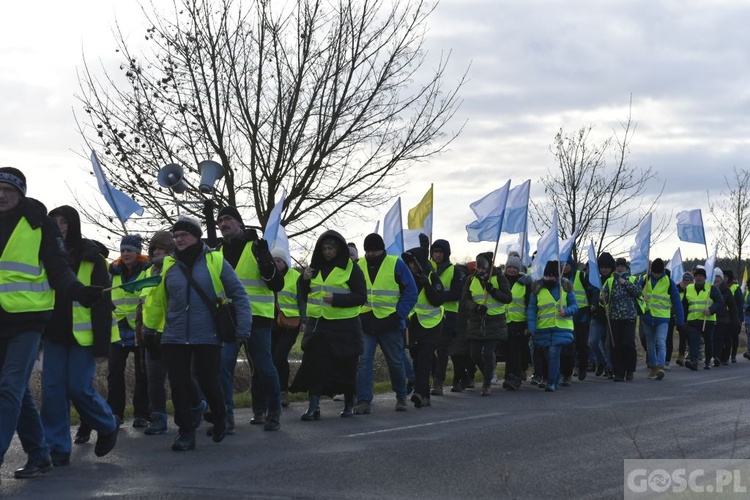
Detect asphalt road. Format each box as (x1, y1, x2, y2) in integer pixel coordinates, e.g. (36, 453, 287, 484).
(3, 359, 750, 499)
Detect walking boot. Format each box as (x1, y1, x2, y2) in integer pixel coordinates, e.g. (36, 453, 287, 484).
(648, 367, 657, 379)
(172, 432, 195, 451)
(281, 391, 290, 408)
(655, 366, 665, 380)
(340, 392, 354, 418)
(264, 412, 281, 431)
(301, 394, 321, 421)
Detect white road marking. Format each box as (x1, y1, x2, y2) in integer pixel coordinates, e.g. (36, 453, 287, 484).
(683, 376, 744, 387)
(345, 412, 507, 438)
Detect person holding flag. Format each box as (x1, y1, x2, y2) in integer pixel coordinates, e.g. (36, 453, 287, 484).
(639, 258, 685, 381)
(527, 261, 577, 392)
(107, 234, 152, 430)
(682, 266, 723, 371)
(589, 252, 615, 379)
(214, 206, 283, 432)
(601, 257, 641, 382)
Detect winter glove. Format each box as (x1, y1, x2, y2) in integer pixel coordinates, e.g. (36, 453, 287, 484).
(73, 284, 104, 308)
(517, 274, 533, 286)
(143, 332, 162, 359)
(252, 238, 272, 264)
(485, 282, 495, 294)
(475, 304, 488, 316)
(419, 233, 430, 250)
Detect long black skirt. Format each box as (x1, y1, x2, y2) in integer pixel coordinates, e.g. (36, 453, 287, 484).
(289, 332, 357, 397)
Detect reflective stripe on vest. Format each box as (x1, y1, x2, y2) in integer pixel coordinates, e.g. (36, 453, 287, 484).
(226, 243, 275, 318)
(0, 217, 54, 312)
(469, 276, 505, 315)
(359, 255, 400, 318)
(111, 269, 148, 329)
(643, 275, 672, 319)
(507, 281, 526, 323)
(572, 270, 588, 308)
(144, 252, 228, 332)
(409, 273, 444, 328)
(536, 287, 574, 331)
(307, 260, 360, 320)
(434, 263, 458, 313)
(277, 268, 301, 318)
(72, 259, 119, 345)
(686, 284, 715, 321)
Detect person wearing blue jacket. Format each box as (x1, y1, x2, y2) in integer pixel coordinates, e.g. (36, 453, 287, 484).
(144, 215, 251, 451)
(640, 258, 685, 381)
(527, 261, 578, 392)
(354, 233, 418, 415)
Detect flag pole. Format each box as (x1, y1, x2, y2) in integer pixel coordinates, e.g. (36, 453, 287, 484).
(398, 198, 405, 255)
(429, 183, 434, 245)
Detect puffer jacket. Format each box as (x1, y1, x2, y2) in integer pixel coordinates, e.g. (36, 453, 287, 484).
(157, 244, 252, 345)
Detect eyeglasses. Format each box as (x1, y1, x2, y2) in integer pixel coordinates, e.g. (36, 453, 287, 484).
(173, 232, 192, 240)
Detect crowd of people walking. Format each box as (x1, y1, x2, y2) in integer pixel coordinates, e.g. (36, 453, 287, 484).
(1, 166, 748, 481)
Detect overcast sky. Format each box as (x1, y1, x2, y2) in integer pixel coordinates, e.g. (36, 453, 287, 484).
(2, 0, 748, 263)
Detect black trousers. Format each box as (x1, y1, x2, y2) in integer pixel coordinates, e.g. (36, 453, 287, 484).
(561, 321, 590, 377)
(163, 344, 225, 436)
(107, 344, 149, 420)
(504, 322, 527, 379)
(469, 339, 496, 388)
(432, 312, 456, 384)
(610, 319, 637, 378)
(410, 328, 440, 399)
(271, 324, 301, 392)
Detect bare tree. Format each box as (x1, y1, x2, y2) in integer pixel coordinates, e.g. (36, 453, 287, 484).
(709, 166, 750, 277)
(74, 0, 465, 241)
(530, 108, 666, 262)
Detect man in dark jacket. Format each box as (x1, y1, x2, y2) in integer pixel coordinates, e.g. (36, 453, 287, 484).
(215, 206, 283, 431)
(41, 205, 118, 466)
(0, 167, 102, 479)
(683, 266, 724, 370)
(354, 234, 417, 414)
(711, 268, 739, 367)
(428, 238, 464, 396)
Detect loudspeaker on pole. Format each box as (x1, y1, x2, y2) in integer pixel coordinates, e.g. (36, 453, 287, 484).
(157, 163, 187, 194)
(198, 160, 224, 193)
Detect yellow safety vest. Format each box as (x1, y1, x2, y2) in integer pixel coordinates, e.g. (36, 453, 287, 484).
(432, 262, 458, 313)
(277, 268, 301, 318)
(359, 256, 400, 318)
(0, 217, 54, 312)
(409, 272, 444, 328)
(506, 280, 527, 323)
(572, 270, 588, 308)
(72, 259, 119, 345)
(112, 268, 149, 329)
(686, 284, 715, 322)
(225, 243, 275, 318)
(470, 275, 505, 316)
(536, 286, 574, 331)
(307, 260, 360, 320)
(643, 275, 672, 319)
(143, 252, 227, 331)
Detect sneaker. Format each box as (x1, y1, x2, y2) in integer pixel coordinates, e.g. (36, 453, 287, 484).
(144, 413, 168, 435)
(430, 380, 443, 396)
(685, 360, 698, 371)
(595, 364, 605, 377)
(606, 371, 615, 380)
(395, 397, 408, 412)
(422, 396, 432, 407)
(490, 373, 501, 385)
(250, 413, 266, 425)
(675, 356, 685, 366)
(664, 362, 671, 371)
(537, 379, 547, 389)
(172, 433, 195, 451)
(713, 358, 721, 368)
(450, 385, 463, 393)
(480, 386, 491, 396)
(648, 368, 657, 379)
(625, 371, 634, 381)
(353, 401, 371, 415)
(264, 413, 281, 431)
(530, 375, 541, 386)
(655, 368, 665, 380)
(561, 376, 572, 387)
(74, 430, 91, 445)
(545, 384, 556, 393)
(578, 369, 587, 381)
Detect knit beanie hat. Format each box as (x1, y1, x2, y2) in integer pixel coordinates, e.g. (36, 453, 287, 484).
(714, 268, 724, 280)
(723, 269, 735, 281)
(682, 272, 694, 283)
(651, 258, 665, 274)
(615, 257, 628, 267)
(693, 266, 707, 278)
(364, 233, 386, 252)
(217, 206, 244, 227)
(0, 167, 27, 195)
(505, 252, 523, 271)
(597, 252, 615, 270)
(543, 260, 559, 278)
(171, 215, 203, 239)
(271, 247, 290, 267)
(148, 230, 175, 258)
(120, 234, 143, 253)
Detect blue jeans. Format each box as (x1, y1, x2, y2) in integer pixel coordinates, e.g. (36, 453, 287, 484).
(542, 344, 563, 387)
(0, 331, 49, 468)
(356, 330, 406, 404)
(247, 326, 281, 415)
(641, 321, 668, 368)
(41, 341, 117, 458)
(588, 318, 612, 370)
